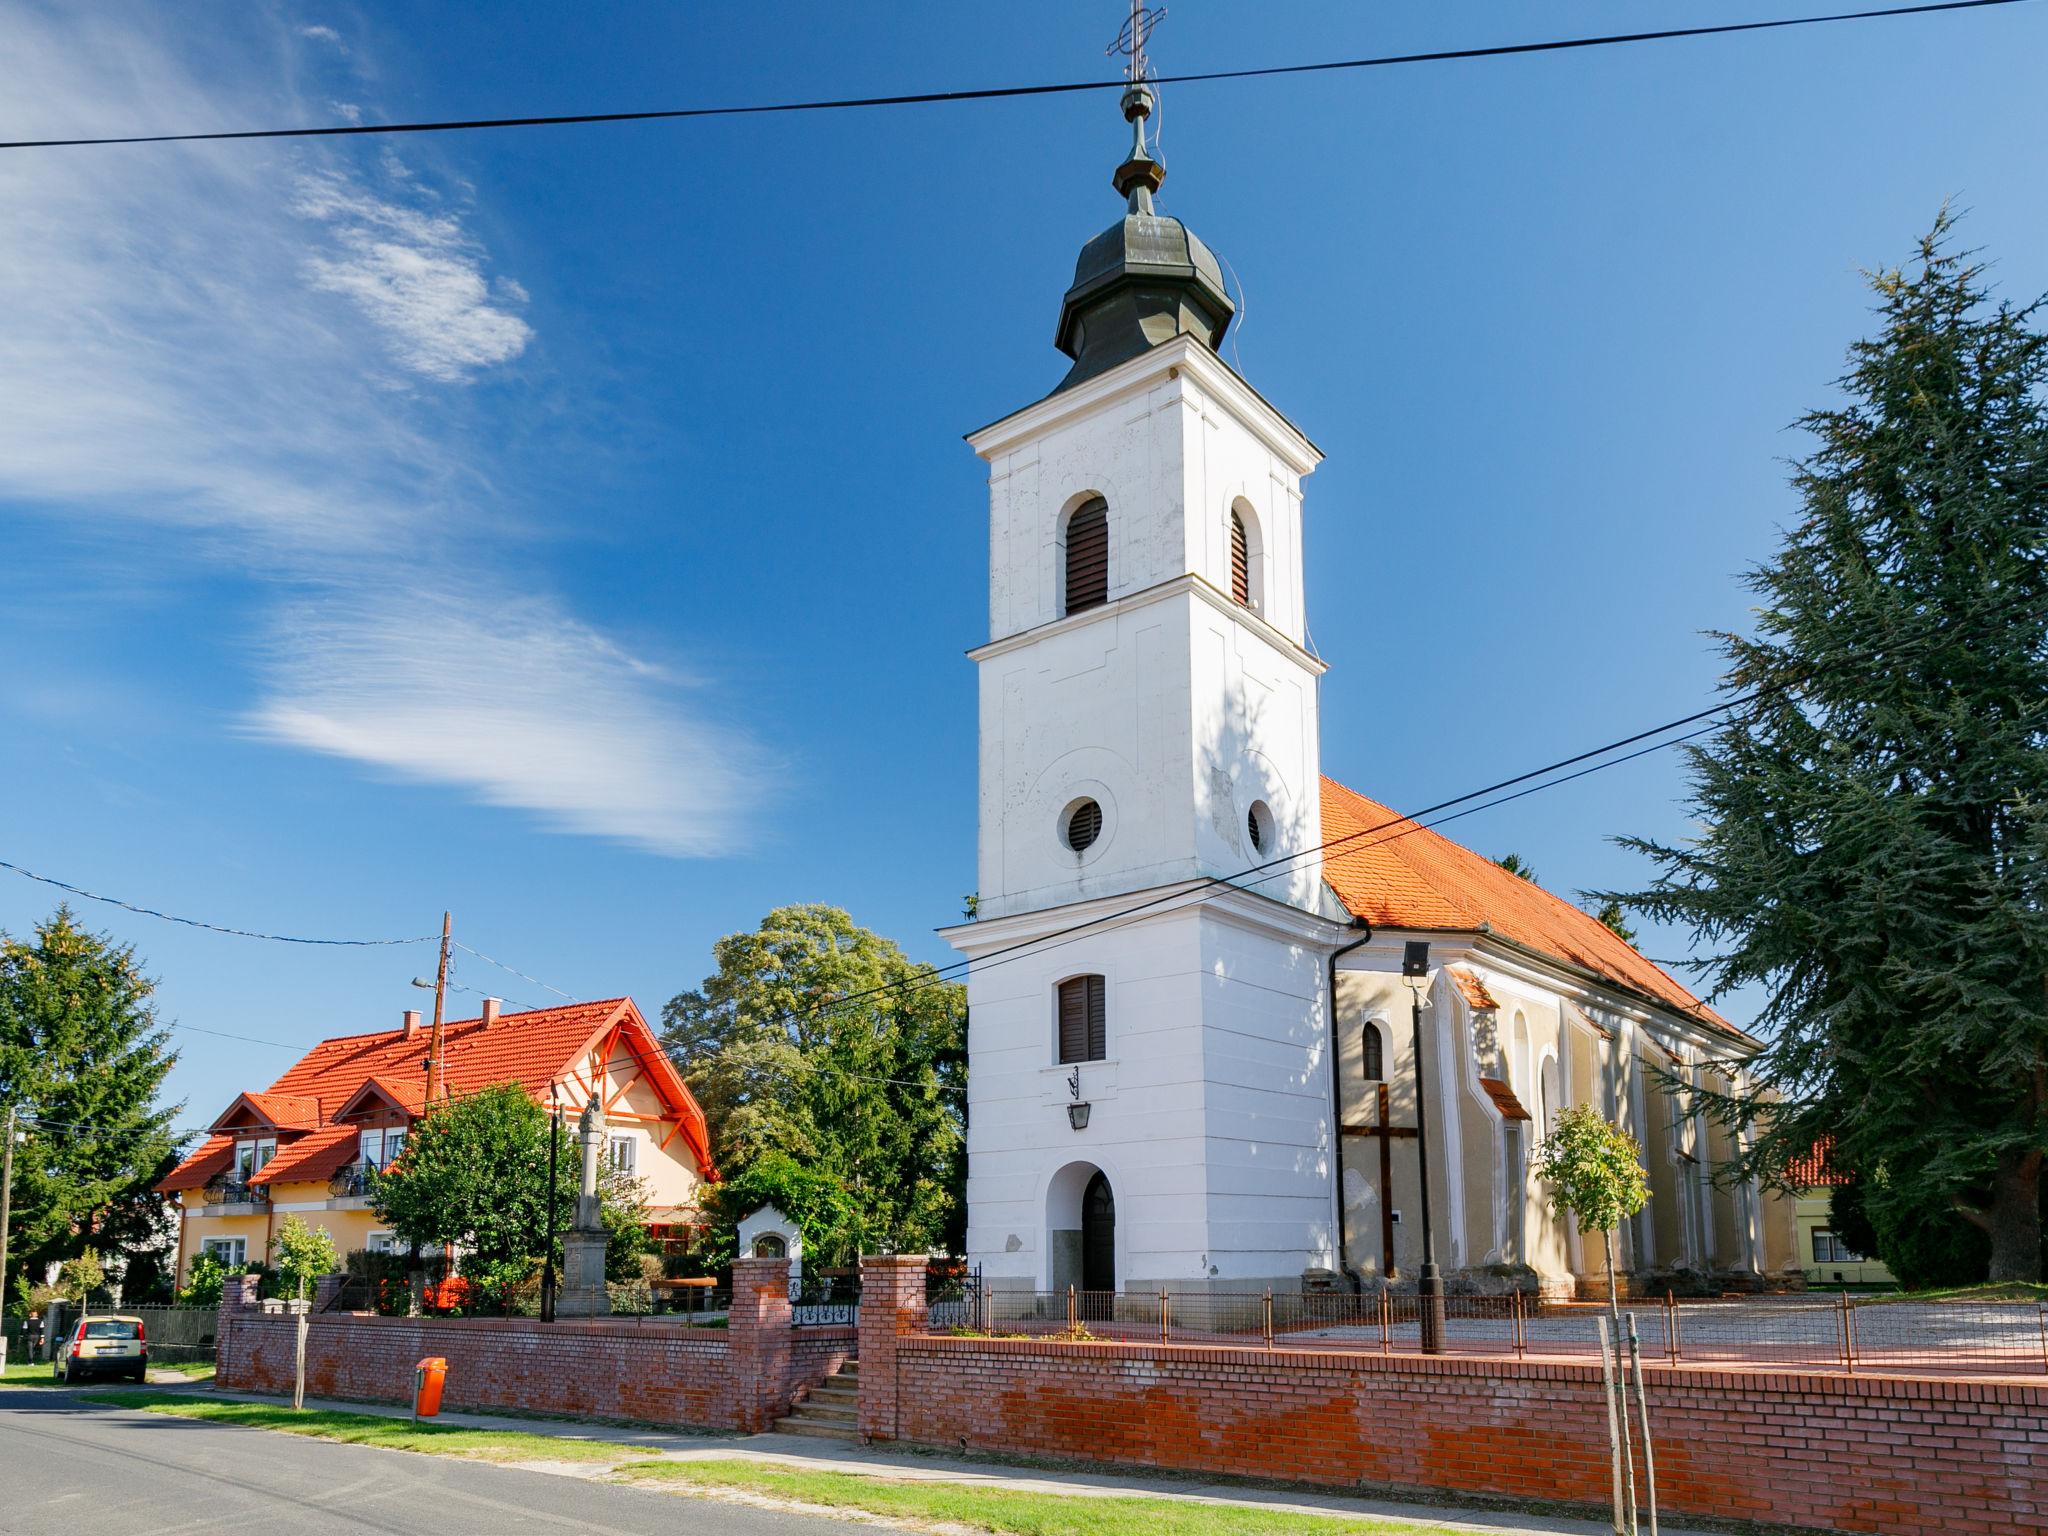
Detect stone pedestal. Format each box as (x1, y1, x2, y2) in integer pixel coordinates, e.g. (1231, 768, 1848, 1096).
(556, 1227, 611, 1317)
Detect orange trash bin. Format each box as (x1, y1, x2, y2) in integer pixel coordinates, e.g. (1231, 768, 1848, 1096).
(412, 1356, 447, 1420)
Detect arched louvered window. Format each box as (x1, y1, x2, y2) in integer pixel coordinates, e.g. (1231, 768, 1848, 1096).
(1057, 974, 1107, 1064)
(1064, 497, 1109, 615)
(1230, 509, 1250, 605)
(1362, 1021, 1385, 1082)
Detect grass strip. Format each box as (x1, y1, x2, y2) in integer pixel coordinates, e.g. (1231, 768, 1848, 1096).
(615, 1458, 1475, 1536)
(4, 1359, 216, 1387)
(1854, 1281, 2048, 1305)
(78, 1391, 649, 1463)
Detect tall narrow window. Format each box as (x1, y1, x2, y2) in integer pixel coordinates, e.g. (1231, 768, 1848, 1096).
(1362, 1022, 1384, 1081)
(1230, 509, 1250, 605)
(1064, 497, 1109, 615)
(1057, 974, 1107, 1063)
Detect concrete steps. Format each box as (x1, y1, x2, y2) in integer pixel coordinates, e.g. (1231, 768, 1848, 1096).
(773, 1358, 860, 1441)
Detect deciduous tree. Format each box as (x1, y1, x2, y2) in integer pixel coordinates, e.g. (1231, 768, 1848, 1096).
(662, 905, 966, 1257)
(1535, 1105, 1651, 1318)
(372, 1082, 648, 1296)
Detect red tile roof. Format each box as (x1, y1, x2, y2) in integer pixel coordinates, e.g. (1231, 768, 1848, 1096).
(1320, 776, 1741, 1037)
(157, 1135, 234, 1193)
(1447, 968, 1501, 1012)
(155, 998, 714, 1193)
(1478, 1077, 1534, 1122)
(1787, 1138, 1848, 1188)
(209, 1091, 322, 1133)
(249, 1124, 360, 1187)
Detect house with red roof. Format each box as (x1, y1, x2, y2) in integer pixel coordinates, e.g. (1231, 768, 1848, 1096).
(941, 106, 1801, 1302)
(156, 997, 712, 1287)
(1785, 1139, 1894, 1287)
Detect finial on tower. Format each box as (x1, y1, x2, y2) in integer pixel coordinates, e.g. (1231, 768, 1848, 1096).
(1107, 3, 1167, 213)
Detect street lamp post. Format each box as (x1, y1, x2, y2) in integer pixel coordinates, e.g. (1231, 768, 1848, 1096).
(541, 1104, 562, 1323)
(1402, 941, 1446, 1354)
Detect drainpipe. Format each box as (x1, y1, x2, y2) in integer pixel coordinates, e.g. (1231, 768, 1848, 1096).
(1326, 917, 1373, 1291)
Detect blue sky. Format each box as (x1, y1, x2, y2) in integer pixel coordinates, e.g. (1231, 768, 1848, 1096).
(2, 1, 2043, 1139)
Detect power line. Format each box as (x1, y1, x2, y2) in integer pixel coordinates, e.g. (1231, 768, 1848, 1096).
(0, 859, 434, 947)
(0, 1, 2027, 152)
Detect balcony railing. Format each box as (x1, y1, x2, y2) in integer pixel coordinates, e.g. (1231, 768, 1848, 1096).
(328, 1162, 381, 1199)
(201, 1178, 267, 1208)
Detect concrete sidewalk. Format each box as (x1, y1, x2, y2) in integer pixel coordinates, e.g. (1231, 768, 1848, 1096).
(120, 1381, 1706, 1536)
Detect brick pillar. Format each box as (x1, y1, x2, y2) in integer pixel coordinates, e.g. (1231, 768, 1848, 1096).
(215, 1272, 262, 1386)
(726, 1256, 795, 1432)
(312, 1274, 345, 1312)
(856, 1254, 928, 1443)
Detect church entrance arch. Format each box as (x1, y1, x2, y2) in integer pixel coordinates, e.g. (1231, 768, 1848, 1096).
(1045, 1160, 1116, 1297)
(1082, 1171, 1116, 1293)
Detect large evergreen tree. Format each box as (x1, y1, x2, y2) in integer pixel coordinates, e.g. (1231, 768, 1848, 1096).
(1616, 213, 2048, 1281)
(0, 908, 181, 1307)
(662, 904, 966, 1258)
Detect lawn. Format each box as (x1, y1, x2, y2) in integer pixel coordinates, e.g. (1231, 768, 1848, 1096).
(1856, 1282, 2048, 1305)
(3, 1359, 215, 1387)
(77, 1392, 654, 1463)
(614, 1459, 1478, 1536)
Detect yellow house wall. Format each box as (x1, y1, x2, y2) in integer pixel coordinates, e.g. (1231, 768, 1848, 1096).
(175, 1184, 388, 1286)
(599, 1044, 703, 1211)
(1794, 1188, 1895, 1286)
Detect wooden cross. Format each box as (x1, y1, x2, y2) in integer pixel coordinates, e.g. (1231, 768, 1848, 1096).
(1340, 1082, 1418, 1280)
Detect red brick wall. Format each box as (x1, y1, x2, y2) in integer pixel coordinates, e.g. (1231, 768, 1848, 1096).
(215, 1258, 852, 1433)
(857, 1254, 928, 1441)
(887, 1337, 2047, 1536)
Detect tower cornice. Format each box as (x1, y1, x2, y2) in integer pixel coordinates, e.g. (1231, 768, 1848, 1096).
(965, 333, 1321, 475)
(966, 570, 1328, 678)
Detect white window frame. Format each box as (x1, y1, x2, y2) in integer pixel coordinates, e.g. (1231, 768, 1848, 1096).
(608, 1135, 637, 1174)
(201, 1236, 247, 1267)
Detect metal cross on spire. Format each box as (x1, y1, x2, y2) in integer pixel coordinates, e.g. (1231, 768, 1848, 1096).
(1108, 1, 1166, 85)
(1106, 3, 1168, 213)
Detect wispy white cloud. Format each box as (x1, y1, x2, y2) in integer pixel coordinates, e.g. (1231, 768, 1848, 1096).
(0, 6, 768, 858)
(247, 589, 762, 858)
(299, 24, 345, 51)
(295, 169, 533, 382)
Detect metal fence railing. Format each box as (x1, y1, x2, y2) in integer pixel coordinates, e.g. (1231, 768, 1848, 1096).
(938, 1288, 2048, 1379)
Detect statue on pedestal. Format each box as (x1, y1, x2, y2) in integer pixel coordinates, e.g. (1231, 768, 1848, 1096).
(555, 1092, 612, 1317)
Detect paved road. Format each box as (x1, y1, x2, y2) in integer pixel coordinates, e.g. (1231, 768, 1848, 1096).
(0, 1390, 863, 1536)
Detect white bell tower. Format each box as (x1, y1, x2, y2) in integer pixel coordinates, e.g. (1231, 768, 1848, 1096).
(943, 73, 1348, 1296)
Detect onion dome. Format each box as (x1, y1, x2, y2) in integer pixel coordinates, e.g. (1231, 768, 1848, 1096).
(1052, 82, 1235, 393)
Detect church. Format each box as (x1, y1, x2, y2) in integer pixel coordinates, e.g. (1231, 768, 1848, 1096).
(939, 76, 1800, 1300)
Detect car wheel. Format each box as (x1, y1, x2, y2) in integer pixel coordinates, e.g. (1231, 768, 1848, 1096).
(128, 1368, 146, 1383)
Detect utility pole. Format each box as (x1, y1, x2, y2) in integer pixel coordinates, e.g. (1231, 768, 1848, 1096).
(428, 912, 451, 1103)
(1, 1106, 16, 1370)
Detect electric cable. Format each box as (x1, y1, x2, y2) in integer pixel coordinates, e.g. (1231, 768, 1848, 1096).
(0, 860, 433, 947)
(0, 1, 2027, 152)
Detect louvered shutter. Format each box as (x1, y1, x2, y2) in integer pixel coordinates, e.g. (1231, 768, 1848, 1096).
(1230, 511, 1250, 605)
(1065, 499, 1109, 614)
(1058, 975, 1107, 1063)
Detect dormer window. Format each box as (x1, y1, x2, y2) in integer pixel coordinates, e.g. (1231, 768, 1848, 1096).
(1064, 497, 1109, 615)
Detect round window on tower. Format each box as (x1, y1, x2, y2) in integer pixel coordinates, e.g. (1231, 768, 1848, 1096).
(1064, 798, 1103, 853)
(1247, 800, 1274, 855)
